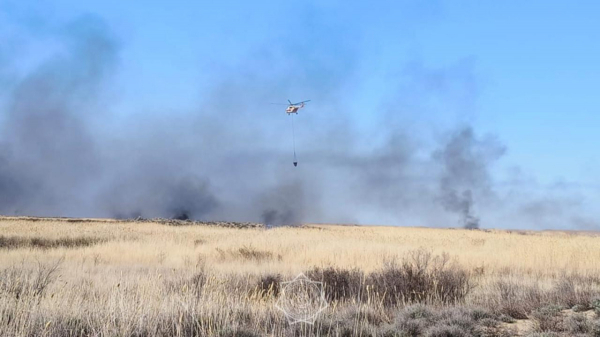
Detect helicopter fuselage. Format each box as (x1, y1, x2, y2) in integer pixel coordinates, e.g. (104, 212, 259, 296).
(285, 102, 305, 114)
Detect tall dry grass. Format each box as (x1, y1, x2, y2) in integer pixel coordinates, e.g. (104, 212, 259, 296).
(1, 217, 600, 336)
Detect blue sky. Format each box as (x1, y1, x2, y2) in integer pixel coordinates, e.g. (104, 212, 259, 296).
(1, 0, 599, 227)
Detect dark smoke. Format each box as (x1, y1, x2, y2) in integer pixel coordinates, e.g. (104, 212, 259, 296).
(0, 12, 596, 230)
(434, 128, 505, 229)
(259, 180, 307, 227)
(0, 16, 115, 217)
(0, 15, 223, 220)
(0, 14, 530, 229)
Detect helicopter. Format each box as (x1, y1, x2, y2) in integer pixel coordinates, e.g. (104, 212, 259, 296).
(271, 99, 311, 167)
(272, 100, 311, 114)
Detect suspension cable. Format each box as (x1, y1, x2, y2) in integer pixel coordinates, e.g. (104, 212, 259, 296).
(291, 113, 297, 166)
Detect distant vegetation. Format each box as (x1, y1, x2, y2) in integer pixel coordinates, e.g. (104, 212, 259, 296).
(0, 235, 106, 250)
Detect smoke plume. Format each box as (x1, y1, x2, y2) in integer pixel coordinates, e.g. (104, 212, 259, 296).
(433, 128, 506, 228)
(0, 11, 595, 230)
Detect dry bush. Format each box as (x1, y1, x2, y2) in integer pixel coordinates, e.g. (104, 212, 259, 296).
(0, 259, 64, 336)
(429, 307, 508, 337)
(341, 305, 388, 327)
(367, 250, 473, 306)
(425, 324, 470, 337)
(306, 308, 382, 337)
(531, 305, 564, 332)
(491, 279, 545, 319)
(306, 267, 365, 302)
(0, 235, 106, 249)
(488, 274, 600, 319)
(393, 304, 434, 336)
(549, 274, 597, 308)
(305, 251, 472, 307)
(592, 297, 600, 315)
(0, 258, 63, 300)
(389, 305, 506, 337)
(255, 273, 282, 298)
(591, 320, 600, 337)
(563, 313, 592, 335)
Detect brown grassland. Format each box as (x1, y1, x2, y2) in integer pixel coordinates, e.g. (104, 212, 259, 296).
(1, 217, 600, 336)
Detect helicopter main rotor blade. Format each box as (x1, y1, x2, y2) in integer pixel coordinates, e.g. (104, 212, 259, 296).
(288, 99, 293, 105)
(291, 100, 311, 105)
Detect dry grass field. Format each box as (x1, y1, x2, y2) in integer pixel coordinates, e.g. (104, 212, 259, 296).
(2, 217, 600, 336)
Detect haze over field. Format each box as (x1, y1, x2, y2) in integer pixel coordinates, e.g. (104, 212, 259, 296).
(0, 1, 599, 229)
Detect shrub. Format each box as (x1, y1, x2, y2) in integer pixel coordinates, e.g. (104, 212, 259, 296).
(304, 251, 473, 307)
(494, 279, 543, 319)
(425, 324, 470, 337)
(498, 314, 516, 323)
(551, 275, 593, 308)
(592, 297, 600, 315)
(467, 307, 496, 321)
(531, 305, 564, 332)
(378, 324, 406, 337)
(396, 318, 428, 337)
(590, 319, 600, 337)
(563, 313, 591, 334)
(393, 305, 434, 337)
(342, 306, 387, 326)
(403, 304, 435, 320)
(436, 307, 488, 335)
(256, 273, 281, 297)
(306, 267, 364, 302)
(572, 304, 588, 312)
(367, 250, 472, 306)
